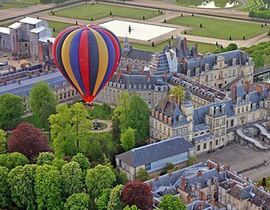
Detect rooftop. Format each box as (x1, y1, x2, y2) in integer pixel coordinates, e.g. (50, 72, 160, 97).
(8, 22, 21, 30)
(30, 26, 46, 34)
(116, 137, 193, 167)
(19, 17, 42, 25)
(0, 27, 10, 35)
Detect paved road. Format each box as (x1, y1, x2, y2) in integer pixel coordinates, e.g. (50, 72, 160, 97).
(198, 142, 270, 181)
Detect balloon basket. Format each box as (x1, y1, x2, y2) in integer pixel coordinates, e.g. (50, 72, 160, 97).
(84, 102, 94, 110)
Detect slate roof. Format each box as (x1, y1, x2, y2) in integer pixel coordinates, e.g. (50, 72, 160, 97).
(116, 137, 193, 167)
(178, 50, 250, 75)
(193, 100, 235, 125)
(154, 98, 189, 127)
(110, 72, 166, 87)
(124, 48, 153, 61)
(0, 71, 66, 96)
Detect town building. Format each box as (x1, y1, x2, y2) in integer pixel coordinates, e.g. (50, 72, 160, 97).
(146, 160, 270, 209)
(150, 80, 270, 154)
(115, 137, 194, 180)
(0, 17, 53, 60)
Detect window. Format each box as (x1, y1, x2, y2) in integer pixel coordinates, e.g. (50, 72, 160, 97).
(197, 145, 200, 151)
(216, 140, 219, 145)
(203, 143, 207, 149)
(145, 163, 151, 171)
(231, 120, 234, 127)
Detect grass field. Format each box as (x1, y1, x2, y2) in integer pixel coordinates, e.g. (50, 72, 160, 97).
(0, 0, 39, 10)
(174, 0, 239, 7)
(239, 0, 264, 11)
(129, 40, 218, 54)
(54, 3, 160, 21)
(168, 15, 268, 40)
(47, 20, 72, 36)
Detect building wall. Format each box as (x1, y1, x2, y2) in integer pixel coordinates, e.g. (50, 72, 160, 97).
(0, 33, 12, 51)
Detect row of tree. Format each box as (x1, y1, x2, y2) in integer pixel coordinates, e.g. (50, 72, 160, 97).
(0, 150, 185, 210)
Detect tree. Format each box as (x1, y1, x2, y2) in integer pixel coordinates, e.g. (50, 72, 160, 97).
(124, 205, 140, 210)
(64, 193, 90, 210)
(71, 153, 90, 171)
(61, 161, 84, 198)
(122, 181, 153, 210)
(169, 85, 185, 106)
(136, 168, 150, 182)
(107, 184, 124, 210)
(8, 123, 51, 160)
(119, 94, 149, 145)
(35, 165, 63, 210)
(159, 194, 185, 210)
(0, 94, 24, 129)
(0, 152, 28, 169)
(120, 127, 135, 151)
(36, 152, 55, 165)
(8, 164, 37, 210)
(85, 164, 116, 199)
(188, 155, 197, 166)
(29, 81, 57, 129)
(0, 129, 7, 154)
(49, 103, 92, 158)
(0, 166, 10, 208)
(96, 189, 111, 210)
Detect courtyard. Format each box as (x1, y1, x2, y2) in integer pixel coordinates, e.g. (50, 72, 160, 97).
(99, 20, 176, 42)
(198, 142, 270, 181)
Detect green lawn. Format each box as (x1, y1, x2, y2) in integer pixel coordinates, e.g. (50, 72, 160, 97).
(54, 3, 160, 20)
(174, 0, 240, 7)
(47, 20, 73, 36)
(239, 0, 264, 11)
(129, 40, 218, 54)
(22, 114, 43, 129)
(88, 103, 113, 120)
(0, 0, 39, 10)
(168, 15, 268, 40)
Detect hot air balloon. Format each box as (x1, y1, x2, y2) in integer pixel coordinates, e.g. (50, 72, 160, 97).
(52, 25, 121, 105)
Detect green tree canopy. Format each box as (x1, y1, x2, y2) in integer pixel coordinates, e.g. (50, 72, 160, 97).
(0, 152, 28, 170)
(120, 127, 135, 151)
(96, 189, 111, 210)
(0, 129, 7, 154)
(107, 184, 124, 210)
(0, 94, 24, 129)
(8, 164, 37, 210)
(159, 194, 186, 210)
(64, 193, 90, 210)
(118, 94, 149, 145)
(29, 82, 57, 129)
(71, 153, 90, 171)
(35, 165, 63, 210)
(36, 152, 55, 165)
(49, 103, 92, 158)
(124, 205, 140, 210)
(0, 166, 10, 208)
(85, 164, 116, 199)
(61, 161, 84, 198)
(136, 168, 150, 182)
(169, 85, 185, 106)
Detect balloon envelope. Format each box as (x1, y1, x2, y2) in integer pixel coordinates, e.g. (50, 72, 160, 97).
(52, 25, 121, 103)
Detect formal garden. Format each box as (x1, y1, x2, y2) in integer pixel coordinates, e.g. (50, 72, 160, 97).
(53, 3, 161, 21)
(168, 15, 269, 40)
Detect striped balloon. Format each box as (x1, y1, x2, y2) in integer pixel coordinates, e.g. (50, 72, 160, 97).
(52, 25, 121, 103)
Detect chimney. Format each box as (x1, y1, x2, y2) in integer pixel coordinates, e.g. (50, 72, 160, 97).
(181, 176, 187, 190)
(197, 170, 203, 177)
(244, 80, 250, 93)
(256, 85, 262, 94)
(231, 84, 237, 101)
(200, 191, 206, 201)
(216, 163, 221, 172)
